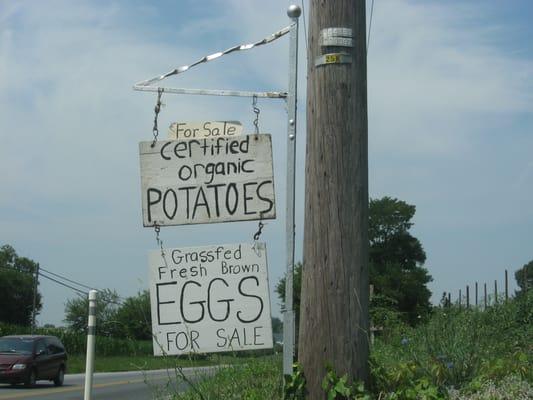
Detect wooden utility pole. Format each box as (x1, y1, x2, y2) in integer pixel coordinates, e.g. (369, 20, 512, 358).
(299, 0, 369, 397)
(31, 264, 40, 334)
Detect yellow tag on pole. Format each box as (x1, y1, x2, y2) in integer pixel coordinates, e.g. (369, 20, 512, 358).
(325, 54, 341, 64)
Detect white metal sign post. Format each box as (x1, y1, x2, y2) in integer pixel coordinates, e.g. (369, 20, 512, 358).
(139, 134, 276, 227)
(83, 290, 97, 400)
(134, 5, 301, 376)
(149, 242, 273, 355)
(283, 4, 300, 376)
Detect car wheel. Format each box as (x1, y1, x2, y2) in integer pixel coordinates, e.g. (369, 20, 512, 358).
(24, 369, 37, 387)
(53, 367, 65, 387)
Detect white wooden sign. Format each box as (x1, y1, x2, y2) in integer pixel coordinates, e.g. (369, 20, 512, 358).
(139, 134, 276, 227)
(149, 242, 273, 355)
(169, 121, 243, 140)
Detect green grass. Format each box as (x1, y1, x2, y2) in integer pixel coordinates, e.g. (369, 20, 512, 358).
(170, 355, 283, 399)
(67, 354, 216, 374)
(168, 292, 532, 399)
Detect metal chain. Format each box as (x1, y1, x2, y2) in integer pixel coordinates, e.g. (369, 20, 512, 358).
(154, 224, 166, 263)
(251, 95, 264, 244)
(151, 88, 164, 148)
(253, 221, 264, 241)
(252, 94, 260, 134)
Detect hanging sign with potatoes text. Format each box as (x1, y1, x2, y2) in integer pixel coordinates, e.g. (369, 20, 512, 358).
(139, 133, 276, 227)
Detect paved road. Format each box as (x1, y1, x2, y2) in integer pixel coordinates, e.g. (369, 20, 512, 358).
(0, 366, 217, 400)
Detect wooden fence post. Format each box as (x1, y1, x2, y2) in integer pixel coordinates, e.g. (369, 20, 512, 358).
(505, 269, 508, 301)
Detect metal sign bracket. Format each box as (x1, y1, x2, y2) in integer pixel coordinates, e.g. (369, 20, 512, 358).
(132, 5, 302, 378)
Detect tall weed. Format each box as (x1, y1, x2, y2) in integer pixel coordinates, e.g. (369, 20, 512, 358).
(371, 291, 532, 394)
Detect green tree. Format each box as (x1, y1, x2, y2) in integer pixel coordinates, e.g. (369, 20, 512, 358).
(275, 262, 302, 332)
(114, 291, 151, 340)
(369, 197, 432, 324)
(515, 260, 532, 294)
(0, 244, 42, 326)
(64, 289, 120, 336)
(271, 316, 283, 334)
(276, 197, 433, 327)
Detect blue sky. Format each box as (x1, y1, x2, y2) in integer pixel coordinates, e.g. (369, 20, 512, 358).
(1, 0, 532, 326)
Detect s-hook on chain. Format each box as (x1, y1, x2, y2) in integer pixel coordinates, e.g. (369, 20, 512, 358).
(154, 223, 167, 266)
(151, 88, 164, 148)
(253, 221, 264, 241)
(252, 94, 260, 135)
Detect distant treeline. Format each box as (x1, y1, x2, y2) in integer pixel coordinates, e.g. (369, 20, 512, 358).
(0, 323, 152, 356)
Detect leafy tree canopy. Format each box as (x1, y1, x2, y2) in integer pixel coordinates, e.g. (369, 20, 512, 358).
(515, 260, 532, 294)
(64, 289, 152, 340)
(64, 288, 121, 336)
(0, 244, 42, 326)
(113, 290, 151, 340)
(271, 317, 283, 334)
(275, 262, 302, 325)
(276, 197, 433, 327)
(369, 197, 426, 270)
(369, 197, 432, 324)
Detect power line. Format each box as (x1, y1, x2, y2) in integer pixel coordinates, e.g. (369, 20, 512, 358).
(39, 272, 87, 296)
(40, 267, 95, 291)
(1, 263, 139, 313)
(0, 265, 91, 296)
(0, 264, 96, 293)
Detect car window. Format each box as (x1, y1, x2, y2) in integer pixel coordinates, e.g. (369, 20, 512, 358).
(0, 338, 34, 354)
(46, 337, 65, 354)
(35, 339, 47, 355)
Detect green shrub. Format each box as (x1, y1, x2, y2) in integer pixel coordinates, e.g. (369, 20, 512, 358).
(171, 355, 283, 399)
(0, 322, 153, 356)
(371, 291, 532, 395)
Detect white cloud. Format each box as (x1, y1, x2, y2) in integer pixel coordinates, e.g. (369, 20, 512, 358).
(368, 0, 533, 157)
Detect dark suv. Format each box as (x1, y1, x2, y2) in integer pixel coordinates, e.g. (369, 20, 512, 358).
(0, 335, 67, 387)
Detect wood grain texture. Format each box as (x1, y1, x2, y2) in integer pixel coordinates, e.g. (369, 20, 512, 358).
(299, 1, 370, 397)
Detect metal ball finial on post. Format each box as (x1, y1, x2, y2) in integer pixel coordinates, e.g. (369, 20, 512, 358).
(287, 4, 302, 19)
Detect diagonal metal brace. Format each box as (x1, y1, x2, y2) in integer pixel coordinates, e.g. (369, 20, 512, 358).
(133, 24, 293, 99)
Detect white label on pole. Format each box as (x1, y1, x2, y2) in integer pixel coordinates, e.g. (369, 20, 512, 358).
(149, 242, 273, 356)
(168, 121, 243, 140)
(139, 134, 276, 227)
